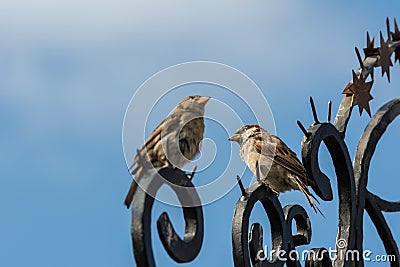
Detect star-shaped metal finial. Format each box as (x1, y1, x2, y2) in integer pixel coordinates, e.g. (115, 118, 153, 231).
(347, 70, 374, 116)
(386, 17, 392, 40)
(342, 82, 353, 95)
(379, 31, 393, 82)
(364, 32, 379, 56)
(392, 18, 400, 63)
(363, 32, 379, 80)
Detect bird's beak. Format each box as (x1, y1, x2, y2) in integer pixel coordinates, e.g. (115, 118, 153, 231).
(228, 134, 240, 142)
(198, 96, 211, 106)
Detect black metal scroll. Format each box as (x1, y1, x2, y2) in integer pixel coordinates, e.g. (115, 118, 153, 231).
(232, 182, 321, 267)
(354, 99, 400, 267)
(231, 18, 400, 267)
(129, 18, 400, 267)
(232, 184, 287, 267)
(130, 167, 203, 266)
(301, 99, 357, 267)
(232, 97, 356, 267)
(232, 97, 400, 266)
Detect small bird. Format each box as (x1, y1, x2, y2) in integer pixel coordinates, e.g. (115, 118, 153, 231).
(124, 95, 210, 208)
(229, 124, 322, 214)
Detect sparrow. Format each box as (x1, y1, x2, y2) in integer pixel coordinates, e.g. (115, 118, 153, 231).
(229, 124, 322, 214)
(124, 95, 210, 208)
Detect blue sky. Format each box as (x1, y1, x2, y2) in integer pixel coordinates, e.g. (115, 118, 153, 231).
(1, 1, 400, 266)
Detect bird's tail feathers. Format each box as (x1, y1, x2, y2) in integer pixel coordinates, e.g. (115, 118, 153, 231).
(300, 186, 325, 218)
(124, 168, 144, 209)
(310, 192, 321, 205)
(293, 176, 325, 218)
(124, 180, 137, 209)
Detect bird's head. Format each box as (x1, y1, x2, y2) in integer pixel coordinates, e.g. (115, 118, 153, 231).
(229, 124, 262, 145)
(176, 95, 210, 114)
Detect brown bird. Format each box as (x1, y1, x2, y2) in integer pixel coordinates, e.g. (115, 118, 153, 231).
(229, 124, 322, 214)
(124, 95, 210, 208)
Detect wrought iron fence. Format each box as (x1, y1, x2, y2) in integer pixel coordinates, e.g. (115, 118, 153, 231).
(128, 18, 400, 267)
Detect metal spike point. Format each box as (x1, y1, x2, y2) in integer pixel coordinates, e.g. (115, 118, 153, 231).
(367, 32, 371, 45)
(297, 120, 311, 137)
(387, 17, 391, 40)
(379, 31, 392, 83)
(309, 97, 320, 124)
(327, 101, 332, 123)
(368, 32, 375, 48)
(355, 47, 364, 69)
(394, 18, 400, 64)
(236, 175, 246, 196)
(352, 69, 358, 81)
(364, 31, 379, 58)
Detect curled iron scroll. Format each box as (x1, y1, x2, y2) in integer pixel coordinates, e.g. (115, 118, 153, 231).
(131, 167, 203, 267)
(232, 183, 287, 267)
(232, 183, 324, 267)
(232, 98, 358, 267)
(301, 121, 357, 267)
(296, 97, 358, 267)
(354, 98, 400, 267)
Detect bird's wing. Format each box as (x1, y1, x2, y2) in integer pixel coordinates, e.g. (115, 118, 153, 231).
(125, 113, 180, 208)
(128, 118, 164, 173)
(271, 135, 310, 182)
(252, 131, 322, 215)
(254, 132, 311, 185)
(129, 112, 179, 173)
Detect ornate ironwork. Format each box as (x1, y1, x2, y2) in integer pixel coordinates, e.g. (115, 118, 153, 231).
(232, 18, 400, 267)
(130, 167, 203, 266)
(233, 96, 356, 267)
(232, 183, 320, 267)
(354, 99, 400, 267)
(127, 18, 400, 267)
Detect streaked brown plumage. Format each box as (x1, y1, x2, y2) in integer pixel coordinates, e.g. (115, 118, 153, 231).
(229, 124, 322, 214)
(124, 95, 210, 208)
